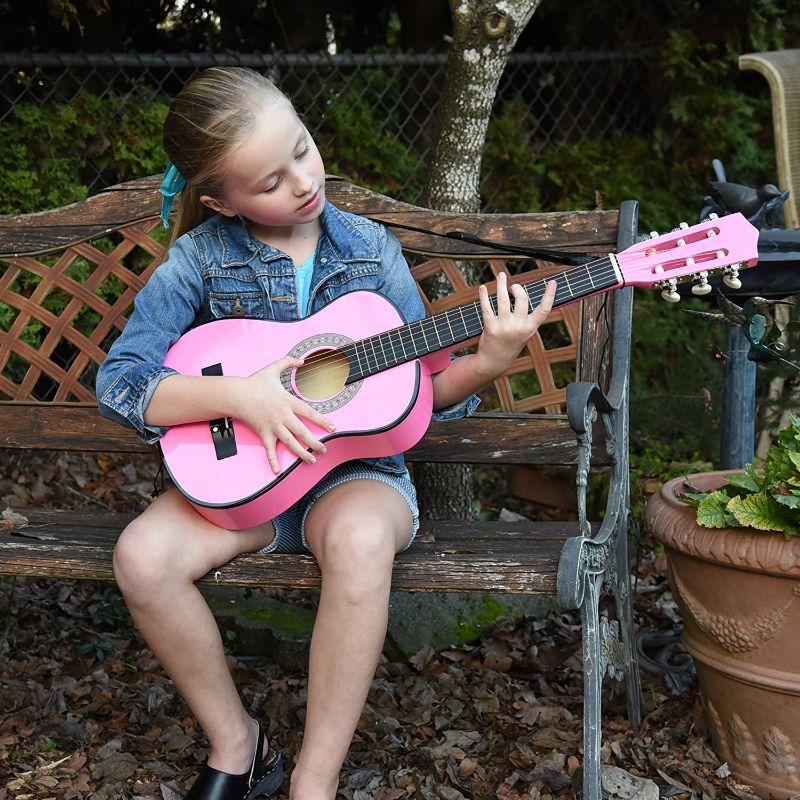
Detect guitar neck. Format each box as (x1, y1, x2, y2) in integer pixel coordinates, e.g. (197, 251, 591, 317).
(345, 255, 622, 383)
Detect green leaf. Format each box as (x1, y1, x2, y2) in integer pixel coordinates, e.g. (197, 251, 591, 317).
(696, 490, 738, 528)
(725, 472, 761, 492)
(727, 493, 795, 533)
(773, 493, 800, 509)
(681, 491, 708, 506)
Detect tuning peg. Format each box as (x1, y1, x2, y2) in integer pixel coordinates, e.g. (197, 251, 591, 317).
(678, 222, 689, 229)
(661, 278, 681, 303)
(648, 231, 659, 239)
(723, 264, 742, 289)
(691, 270, 712, 295)
(707, 212, 719, 220)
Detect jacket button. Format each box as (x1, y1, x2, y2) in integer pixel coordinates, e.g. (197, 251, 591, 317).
(233, 299, 245, 316)
(320, 257, 328, 264)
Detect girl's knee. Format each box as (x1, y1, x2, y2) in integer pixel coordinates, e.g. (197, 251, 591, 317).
(314, 521, 396, 586)
(113, 515, 181, 597)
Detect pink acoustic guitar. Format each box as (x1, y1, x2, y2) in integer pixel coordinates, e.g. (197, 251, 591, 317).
(160, 213, 759, 529)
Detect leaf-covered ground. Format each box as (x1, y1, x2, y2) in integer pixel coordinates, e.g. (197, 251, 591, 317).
(0, 451, 764, 799)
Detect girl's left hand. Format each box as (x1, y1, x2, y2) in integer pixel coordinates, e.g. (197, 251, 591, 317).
(475, 273, 557, 375)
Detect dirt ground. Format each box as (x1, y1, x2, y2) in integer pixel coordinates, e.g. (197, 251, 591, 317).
(0, 451, 763, 799)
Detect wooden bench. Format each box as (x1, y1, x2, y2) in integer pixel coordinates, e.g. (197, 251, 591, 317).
(0, 176, 642, 799)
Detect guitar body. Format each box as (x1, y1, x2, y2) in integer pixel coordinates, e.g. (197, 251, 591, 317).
(160, 291, 442, 530)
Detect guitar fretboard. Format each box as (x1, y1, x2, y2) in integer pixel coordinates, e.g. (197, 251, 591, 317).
(343, 256, 620, 383)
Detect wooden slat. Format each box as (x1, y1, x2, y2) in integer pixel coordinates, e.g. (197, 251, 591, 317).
(0, 403, 611, 465)
(1, 508, 574, 594)
(0, 176, 619, 258)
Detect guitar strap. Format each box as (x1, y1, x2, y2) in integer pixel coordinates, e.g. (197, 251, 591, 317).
(380, 219, 594, 266)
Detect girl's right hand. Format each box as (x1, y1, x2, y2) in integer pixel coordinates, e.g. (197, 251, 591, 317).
(233, 356, 335, 474)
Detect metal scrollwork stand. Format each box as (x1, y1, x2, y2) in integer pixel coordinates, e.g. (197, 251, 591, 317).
(556, 200, 643, 800)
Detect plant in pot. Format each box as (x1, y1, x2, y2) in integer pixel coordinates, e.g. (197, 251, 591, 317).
(645, 415, 800, 800)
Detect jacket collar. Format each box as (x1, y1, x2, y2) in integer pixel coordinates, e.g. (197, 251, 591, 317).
(201, 201, 381, 269)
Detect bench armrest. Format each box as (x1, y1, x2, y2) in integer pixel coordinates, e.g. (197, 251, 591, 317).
(558, 200, 638, 610)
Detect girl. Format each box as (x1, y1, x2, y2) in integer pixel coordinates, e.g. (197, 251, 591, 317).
(96, 66, 556, 800)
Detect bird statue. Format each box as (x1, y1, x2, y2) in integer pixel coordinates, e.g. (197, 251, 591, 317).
(682, 289, 797, 367)
(710, 181, 790, 229)
(744, 312, 800, 368)
(698, 158, 791, 229)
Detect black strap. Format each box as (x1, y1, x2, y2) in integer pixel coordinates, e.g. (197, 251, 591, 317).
(381, 218, 594, 266)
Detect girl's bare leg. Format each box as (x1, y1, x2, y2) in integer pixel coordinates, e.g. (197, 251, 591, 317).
(289, 480, 413, 799)
(113, 488, 276, 774)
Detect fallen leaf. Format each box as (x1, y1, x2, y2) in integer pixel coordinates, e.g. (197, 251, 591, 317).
(1, 506, 28, 530)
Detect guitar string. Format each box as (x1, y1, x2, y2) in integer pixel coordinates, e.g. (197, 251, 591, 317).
(287, 258, 620, 391)
(220, 238, 723, 394)
(287, 259, 622, 391)
(290, 234, 735, 387)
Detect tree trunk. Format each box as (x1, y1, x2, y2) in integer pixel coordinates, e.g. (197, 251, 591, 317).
(423, 0, 543, 214)
(417, 0, 541, 521)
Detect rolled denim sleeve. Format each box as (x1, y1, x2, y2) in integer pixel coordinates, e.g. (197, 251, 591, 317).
(375, 226, 480, 422)
(431, 390, 480, 421)
(96, 237, 205, 443)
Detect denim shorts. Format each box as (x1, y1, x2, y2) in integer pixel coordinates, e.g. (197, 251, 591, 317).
(258, 461, 419, 555)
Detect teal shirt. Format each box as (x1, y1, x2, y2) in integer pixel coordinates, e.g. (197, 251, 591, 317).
(295, 251, 314, 317)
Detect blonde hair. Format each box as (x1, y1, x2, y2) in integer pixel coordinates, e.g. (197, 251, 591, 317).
(162, 66, 293, 249)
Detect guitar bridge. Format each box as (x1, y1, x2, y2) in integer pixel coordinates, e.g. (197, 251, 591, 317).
(209, 416, 237, 460)
(202, 363, 238, 460)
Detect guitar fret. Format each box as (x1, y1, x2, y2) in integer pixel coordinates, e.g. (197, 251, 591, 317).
(458, 306, 470, 340)
(419, 319, 431, 351)
(432, 316, 445, 348)
(397, 328, 409, 360)
(444, 309, 456, 343)
(377, 332, 388, 367)
(387, 329, 399, 365)
(365, 337, 379, 374)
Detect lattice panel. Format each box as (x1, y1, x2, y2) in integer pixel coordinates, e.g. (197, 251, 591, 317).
(0, 220, 164, 402)
(411, 256, 579, 415)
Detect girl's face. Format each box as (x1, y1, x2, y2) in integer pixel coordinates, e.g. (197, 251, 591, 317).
(202, 102, 326, 235)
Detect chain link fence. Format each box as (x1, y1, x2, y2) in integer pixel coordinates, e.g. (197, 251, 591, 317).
(0, 50, 650, 208)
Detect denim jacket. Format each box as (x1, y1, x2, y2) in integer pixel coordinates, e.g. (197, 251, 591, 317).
(96, 201, 479, 475)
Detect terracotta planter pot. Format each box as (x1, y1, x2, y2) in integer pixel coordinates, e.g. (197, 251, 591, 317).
(646, 472, 800, 800)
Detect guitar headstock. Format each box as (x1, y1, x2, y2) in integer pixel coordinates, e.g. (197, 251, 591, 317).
(616, 213, 760, 302)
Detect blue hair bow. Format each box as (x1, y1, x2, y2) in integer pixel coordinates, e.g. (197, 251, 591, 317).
(159, 162, 186, 229)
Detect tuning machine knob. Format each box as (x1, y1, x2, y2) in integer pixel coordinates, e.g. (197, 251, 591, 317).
(661, 278, 681, 303)
(723, 264, 742, 290)
(691, 269, 712, 296)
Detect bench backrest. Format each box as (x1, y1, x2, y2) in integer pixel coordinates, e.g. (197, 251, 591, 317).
(0, 177, 634, 465)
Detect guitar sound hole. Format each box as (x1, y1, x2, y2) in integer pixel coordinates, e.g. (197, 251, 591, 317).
(294, 348, 350, 401)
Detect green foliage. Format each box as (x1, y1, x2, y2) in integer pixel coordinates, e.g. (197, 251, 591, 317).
(0, 90, 168, 214)
(683, 415, 800, 537)
(2, 4, 795, 467)
(304, 71, 425, 199)
(629, 292, 726, 460)
(483, 99, 546, 212)
(629, 442, 711, 527)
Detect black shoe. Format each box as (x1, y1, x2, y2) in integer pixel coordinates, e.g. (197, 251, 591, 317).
(184, 724, 284, 800)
